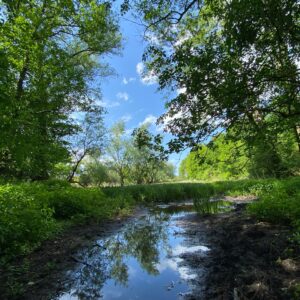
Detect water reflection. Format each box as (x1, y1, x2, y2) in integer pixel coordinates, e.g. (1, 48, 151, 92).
(193, 199, 233, 215)
(58, 208, 208, 300)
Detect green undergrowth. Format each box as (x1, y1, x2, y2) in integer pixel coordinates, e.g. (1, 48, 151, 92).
(104, 177, 300, 241)
(246, 177, 300, 243)
(101, 178, 280, 205)
(1, 177, 299, 266)
(0, 180, 135, 265)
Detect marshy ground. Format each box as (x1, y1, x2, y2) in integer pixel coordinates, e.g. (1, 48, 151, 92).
(2, 197, 299, 300)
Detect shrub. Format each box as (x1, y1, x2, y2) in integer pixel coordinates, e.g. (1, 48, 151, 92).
(248, 177, 300, 227)
(0, 185, 56, 261)
(40, 187, 134, 221)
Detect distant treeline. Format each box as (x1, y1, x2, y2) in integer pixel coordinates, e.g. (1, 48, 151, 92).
(180, 131, 300, 181)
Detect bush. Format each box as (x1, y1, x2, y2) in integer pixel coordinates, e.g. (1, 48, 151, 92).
(248, 177, 300, 226)
(1, 177, 299, 265)
(42, 187, 133, 221)
(0, 181, 136, 263)
(0, 185, 56, 261)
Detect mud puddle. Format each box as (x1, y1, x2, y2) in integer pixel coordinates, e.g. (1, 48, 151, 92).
(3, 200, 299, 300)
(56, 204, 209, 300)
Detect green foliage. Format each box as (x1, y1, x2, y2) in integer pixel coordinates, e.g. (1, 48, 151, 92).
(248, 177, 300, 227)
(180, 134, 249, 181)
(130, 125, 168, 184)
(79, 161, 109, 187)
(68, 109, 106, 183)
(180, 131, 300, 181)
(247, 129, 300, 178)
(42, 188, 121, 221)
(103, 182, 215, 203)
(0, 185, 56, 261)
(0, 181, 135, 264)
(106, 122, 173, 186)
(194, 199, 232, 215)
(0, 0, 121, 179)
(106, 121, 133, 186)
(51, 163, 72, 180)
(1, 176, 300, 266)
(134, 0, 300, 154)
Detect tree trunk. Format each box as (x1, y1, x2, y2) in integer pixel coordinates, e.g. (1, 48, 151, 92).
(68, 152, 86, 182)
(120, 174, 124, 186)
(294, 125, 300, 152)
(15, 56, 29, 102)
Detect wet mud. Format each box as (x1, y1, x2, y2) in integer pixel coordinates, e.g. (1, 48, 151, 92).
(1, 200, 299, 300)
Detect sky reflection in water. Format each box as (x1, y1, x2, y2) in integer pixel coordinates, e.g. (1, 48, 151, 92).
(57, 206, 209, 300)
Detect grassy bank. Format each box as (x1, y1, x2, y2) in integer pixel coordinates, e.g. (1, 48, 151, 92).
(0, 180, 135, 265)
(1, 177, 299, 266)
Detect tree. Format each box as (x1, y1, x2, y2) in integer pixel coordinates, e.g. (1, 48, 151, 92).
(130, 0, 300, 154)
(130, 125, 167, 184)
(156, 162, 176, 182)
(180, 134, 249, 181)
(79, 160, 109, 187)
(105, 122, 170, 185)
(106, 121, 132, 186)
(67, 108, 106, 182)
(179, 130, 300, 180)
(0, 0, 121, 179)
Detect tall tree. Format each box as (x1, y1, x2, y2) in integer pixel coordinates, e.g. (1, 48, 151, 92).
(180, 134, 249, 181)
(106, 121, 132, 186)
(129, 0, 300, 153)
(0, 0, 121, 179)
(67, 108, 106, 183)
(131, 125, 167, 184)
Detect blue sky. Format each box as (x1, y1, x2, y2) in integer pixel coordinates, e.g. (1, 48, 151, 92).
(99, 17, 189, 171)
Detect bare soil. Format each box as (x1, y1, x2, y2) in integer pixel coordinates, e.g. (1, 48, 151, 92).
(179, 202, 300, 300)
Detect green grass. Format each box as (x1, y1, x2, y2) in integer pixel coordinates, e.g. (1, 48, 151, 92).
(247, 177, 300, 243)
(0, 180, 135, 264)
(102, 182, 215, 203)
(1, 176, 299, 266)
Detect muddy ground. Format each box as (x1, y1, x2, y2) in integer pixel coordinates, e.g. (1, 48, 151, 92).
(178, 202, 300, 300)
(1, 202, 299, 300)
(0, 209, 146, 300)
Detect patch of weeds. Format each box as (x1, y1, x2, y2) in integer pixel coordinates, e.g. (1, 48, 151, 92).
(291, 283, 300, 300)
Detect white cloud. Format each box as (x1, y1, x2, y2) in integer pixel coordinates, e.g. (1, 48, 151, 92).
(106, 101, 121, 108)
(156, 257, 183, 273)
(122, 77, 136, 85)
(145, 32, 160, 45)
(139, 114, 157, 127)
(96, 99, 120, 108)
(174, 31, 193, 47)
(177, 87, 187, 95)
(121, 114, 132, 122)
(158, 109, 185, 132)
(136, 62, 158, 85)
(172, 245, 210, 256)
(136, 62, 144, 75)
(116, 92, 129, 101)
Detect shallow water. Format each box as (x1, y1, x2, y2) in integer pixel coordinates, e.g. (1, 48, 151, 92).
(56, 204, 210, 300)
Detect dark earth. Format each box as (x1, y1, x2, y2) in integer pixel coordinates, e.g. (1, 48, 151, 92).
(178, 203, 300, 299)
(1, 199, 299, 300)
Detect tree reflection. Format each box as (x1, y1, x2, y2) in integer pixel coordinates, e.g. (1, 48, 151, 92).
(66, 211, 171, 299)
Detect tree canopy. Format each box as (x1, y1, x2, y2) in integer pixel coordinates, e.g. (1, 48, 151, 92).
(129, 0, 300, 153)
(0, 0, 121, 179)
